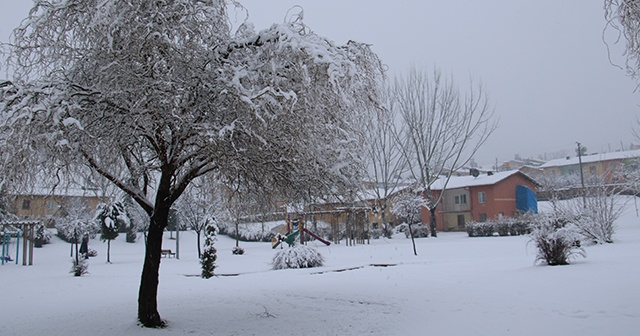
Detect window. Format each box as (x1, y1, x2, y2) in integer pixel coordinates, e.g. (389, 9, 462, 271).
(589, 166, 597, 175)
(46, 200, 57, 210)
(457, 215, 465, 228)
(454, 194, 467, 204)
(479, 213, 487, 222)
(478, 192, 486, 204)
(21, 199, 31, 210)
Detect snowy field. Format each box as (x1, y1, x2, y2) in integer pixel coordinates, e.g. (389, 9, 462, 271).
(1, 199, 639, 336)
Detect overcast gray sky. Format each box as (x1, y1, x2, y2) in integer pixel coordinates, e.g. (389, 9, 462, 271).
(2, 0, 638, 165)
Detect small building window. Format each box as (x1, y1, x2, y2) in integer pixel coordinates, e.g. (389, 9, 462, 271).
(589, 166, 597, 175)
(22, 199, 31, 210)
(478, 192, 486, 204)
(46, 200, 57, 210)
(479, 213, 487, 222)
(455, 194, 467, 204)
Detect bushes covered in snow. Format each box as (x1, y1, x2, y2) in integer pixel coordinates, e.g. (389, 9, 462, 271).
(466, 218, 532, 237)
(272, 244, 324, 270)
(70, 257, 89, 276)
(217, 222, 275, 242)
(530, 216, 585, 266)
(232, 246, 245, 255)
(34, 223, 52, 247)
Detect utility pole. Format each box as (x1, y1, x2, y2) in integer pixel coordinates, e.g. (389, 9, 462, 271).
(576, 142, 586, 208)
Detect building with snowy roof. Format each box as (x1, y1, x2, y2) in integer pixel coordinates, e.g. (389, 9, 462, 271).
(539, 148, 640, 184)
(8, 187, 107, 225)
(424, 170, 539, 231)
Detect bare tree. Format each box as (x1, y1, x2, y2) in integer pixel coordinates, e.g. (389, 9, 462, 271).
(0, 1, 383, 327)
(393, 67, 497, 237)
(174, 177, 218, 258)
(364, 87, 406, 237)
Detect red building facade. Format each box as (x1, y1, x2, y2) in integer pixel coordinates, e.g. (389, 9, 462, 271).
(424, 171, 539, 232)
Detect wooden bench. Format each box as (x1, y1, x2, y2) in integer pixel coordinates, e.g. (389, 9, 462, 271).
(161, 249, 176, 258)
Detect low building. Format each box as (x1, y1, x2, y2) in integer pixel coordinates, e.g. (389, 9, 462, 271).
(8, 187, 106, 225)
(539, 149, 640, 184)
(424, 170, 539, 231)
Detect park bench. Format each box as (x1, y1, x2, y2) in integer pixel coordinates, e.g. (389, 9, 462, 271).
(161, 249, 175, 258)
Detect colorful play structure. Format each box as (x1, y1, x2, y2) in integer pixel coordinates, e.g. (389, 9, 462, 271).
(1, 221, 38, 266)
(271, 217, 331, 249)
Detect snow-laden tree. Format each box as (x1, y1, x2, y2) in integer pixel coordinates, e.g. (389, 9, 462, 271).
(200, 220, 218, 279)
(393, 67, 497, 237)
(390, 189, 428, 256)
(0, 182, 17, 222)
(0, 1, 384, 327)
(605, 1, 640, 84)
(95, 201, 129, 263)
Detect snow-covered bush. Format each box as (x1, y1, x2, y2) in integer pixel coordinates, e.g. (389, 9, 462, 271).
(232, 246, 245, 255)
(370, 228, 384, 239)
(466, 222, 494, 237)
(466, 219, 532, 237)
(70, 257, 89, 276)
(272, 245, 324, 270)
(404, 224, 429, 238)
(34, 223, 52, 247)
(218, 223, 275, 242)
(530, 216, 585, 266)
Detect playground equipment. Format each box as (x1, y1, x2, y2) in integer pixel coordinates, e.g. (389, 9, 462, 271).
(0, 221, 38, 266)
(271, 218, 331, 249)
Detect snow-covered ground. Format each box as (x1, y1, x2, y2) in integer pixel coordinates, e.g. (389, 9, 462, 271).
(1, 199, 639, 336)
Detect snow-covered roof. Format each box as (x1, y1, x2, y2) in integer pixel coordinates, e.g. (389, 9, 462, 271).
(430, 170, 526, 191)
(12, 187, 103, 198)
(540, 149, 640, 168)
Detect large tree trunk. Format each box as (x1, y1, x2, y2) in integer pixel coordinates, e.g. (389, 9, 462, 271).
(138, 204, 169, 328)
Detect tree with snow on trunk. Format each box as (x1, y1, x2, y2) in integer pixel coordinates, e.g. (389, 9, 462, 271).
(0, 1, 384, 327)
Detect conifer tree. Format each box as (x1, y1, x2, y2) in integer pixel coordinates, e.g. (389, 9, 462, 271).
(200, 220, 218, 279)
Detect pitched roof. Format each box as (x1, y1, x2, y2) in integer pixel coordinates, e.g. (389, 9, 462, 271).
(430, 170, 535, 191)
(540, 149, 640, 168)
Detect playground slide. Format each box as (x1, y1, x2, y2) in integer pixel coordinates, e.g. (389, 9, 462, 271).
(270, 221, 331, 249)
(302, 228, 331, 246)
